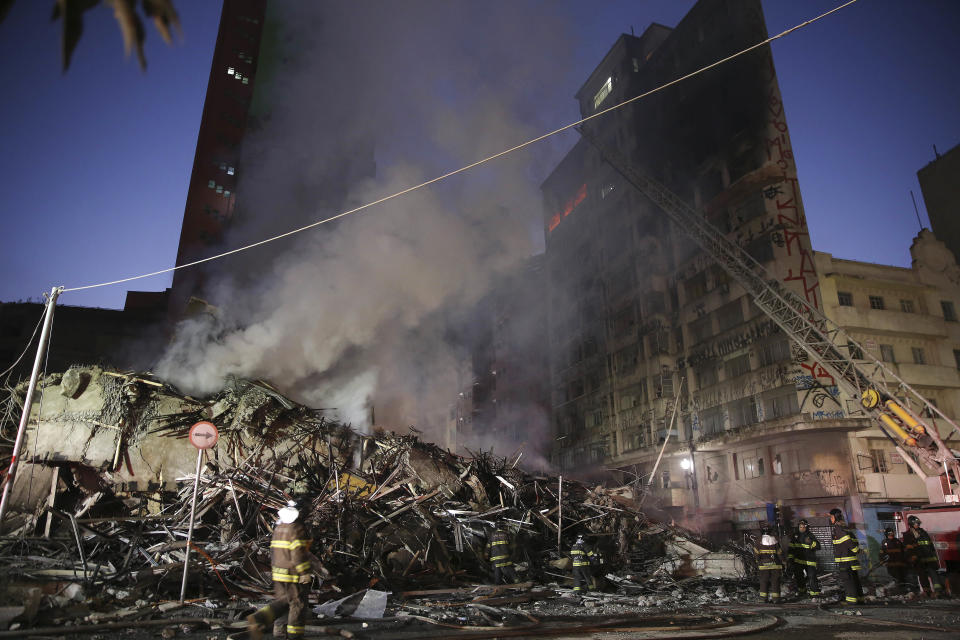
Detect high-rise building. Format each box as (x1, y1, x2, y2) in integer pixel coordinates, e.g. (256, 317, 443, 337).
(170, 0, 268, 315)
(918, 141, 960, 265)
(542, 0, 844, 536)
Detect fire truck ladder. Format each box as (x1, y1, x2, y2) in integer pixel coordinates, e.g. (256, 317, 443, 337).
(578, 126, 960, 501)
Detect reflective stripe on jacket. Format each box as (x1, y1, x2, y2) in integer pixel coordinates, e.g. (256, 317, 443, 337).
(881, 538, 906, 567)
(831, 522, 860, 568)
(570, 542, 596, 567)
(789, 530, 819, 566)
(486, 531, 514, 567)
(753, 540, 783, 571)
(903, 527, 939, 566)
(271, 522, 312, 583)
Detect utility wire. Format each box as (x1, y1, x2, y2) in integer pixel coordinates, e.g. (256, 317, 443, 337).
(62, 0, 859, 294)
(0, 307, 46, 383)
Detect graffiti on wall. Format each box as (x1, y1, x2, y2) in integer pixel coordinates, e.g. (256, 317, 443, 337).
(792, 361, 845, 419)
(790, 469, 849, 497)
(762, 53, 821, 311)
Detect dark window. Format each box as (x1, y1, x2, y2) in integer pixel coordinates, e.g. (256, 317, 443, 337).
(942, 300, 957, 322)
(732, 453, 740, 480)
(837, 292, 853, 306)
(871, 449, 888, 473)
(912, 347, 926, 365)
(869, 296, 885, 310)
(726, 354, 751, 378)
(954, 349, 960, 370)
(900, 299, 915, 313)
(847, 340, 864, 360)
(758, 340, 790, 367)
(880, 344, 895, 363)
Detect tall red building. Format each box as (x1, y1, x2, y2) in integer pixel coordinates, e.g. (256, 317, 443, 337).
(170, 0, 267, 314)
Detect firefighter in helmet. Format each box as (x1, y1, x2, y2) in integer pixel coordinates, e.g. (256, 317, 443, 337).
(903, 515, 945, 597)
(788, 518, 821, 598)
(569, 534, 597, 592)
(880, 526, 907, 588)
(829, 508, 863, 604)
(486, 520, 519, 584)
(753, 523, 784, 603)
(247, 500, 312, 639)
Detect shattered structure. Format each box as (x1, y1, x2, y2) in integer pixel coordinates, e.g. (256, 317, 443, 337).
(0, 367, 760, 633)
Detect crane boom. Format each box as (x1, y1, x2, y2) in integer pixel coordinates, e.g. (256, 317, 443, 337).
(577, 126, 960, 503)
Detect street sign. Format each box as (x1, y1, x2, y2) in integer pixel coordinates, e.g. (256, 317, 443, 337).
(188, 421, 219, 449)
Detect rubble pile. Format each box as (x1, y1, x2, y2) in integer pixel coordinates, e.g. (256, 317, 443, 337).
(0, 367, 753, 631)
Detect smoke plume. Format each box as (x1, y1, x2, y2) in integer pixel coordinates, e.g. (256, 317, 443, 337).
(157, 2, 579, 448)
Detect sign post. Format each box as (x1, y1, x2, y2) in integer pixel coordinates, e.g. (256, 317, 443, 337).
(180, 421, 219, 603)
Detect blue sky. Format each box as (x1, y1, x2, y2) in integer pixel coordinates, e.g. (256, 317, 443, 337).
(0, 0, 958, 310)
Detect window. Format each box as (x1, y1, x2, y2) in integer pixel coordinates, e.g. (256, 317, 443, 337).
(730, 397, 759, 428)
(942, 300, 958, 322)
(696, 364, 717, 389)
(880, 344, 896, 363)
(726, 354, 751, 378)
(900, 299, 915, 313)
(688, 315, 713, 344)
(871, 449, 889, 473)
(837, 291, 853, 306)
(869, 296, 885, 310)
(773, 453, 783, 475)
(758, 340, 790, 367)
(701, 407, 723, 436)
(593, 77, 613, 110)
(912, 347, 926, 365)
(660, 469, 671, 489)
(767, 392, 799, 419)
(742, 451, 764, 478)
(732, 453, 740, 480)
(954, 349, 960, 370)
(717, 300, 744, 332)
(207, 179, 216, 189)
(847, 340, 864, 360)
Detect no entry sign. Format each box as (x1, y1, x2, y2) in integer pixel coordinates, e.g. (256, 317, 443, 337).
(188, 421, 219, 449)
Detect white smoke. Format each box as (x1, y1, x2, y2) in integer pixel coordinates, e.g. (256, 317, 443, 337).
(157, 2, 579, 443)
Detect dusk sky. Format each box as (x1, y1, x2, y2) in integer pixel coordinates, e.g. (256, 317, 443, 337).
(1, 0, 958, 311)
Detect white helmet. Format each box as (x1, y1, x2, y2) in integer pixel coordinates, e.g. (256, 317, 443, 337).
(278, 500, 300, 524)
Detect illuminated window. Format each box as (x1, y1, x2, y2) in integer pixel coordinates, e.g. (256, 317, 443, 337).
(227, 66, 235, 76)
(207, 180, 216, 189)
(593, 77, 612, 111)
(216, 185, 223, 194)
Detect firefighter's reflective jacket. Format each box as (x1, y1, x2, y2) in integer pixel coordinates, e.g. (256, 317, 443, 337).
(753, 536, 784, 570)
(903, 527, 939, 567)
(486, 530, 514, 568)
(788, 529, 819, 566)
(270, 522, 313, 583)
(881, 537, 906, 567)
(570, 540, 597, 567)
(831, 522, 860, 570)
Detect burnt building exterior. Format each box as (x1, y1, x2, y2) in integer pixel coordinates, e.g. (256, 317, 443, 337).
(918, 141, 960, 266)
(455, 255, 551, 464)
(542, 0, 851, 536)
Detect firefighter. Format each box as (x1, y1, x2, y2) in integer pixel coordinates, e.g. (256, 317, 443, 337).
(788, 519, 821, 598)
(247, 500, 312, 639)
(486, 520, 518, 584)
(829, 508, 863, 604)
(880, 527, 907, 588)
(753, 523, 784, 603)
(903, 515, 945, 597)
(569, 534, 597, 593)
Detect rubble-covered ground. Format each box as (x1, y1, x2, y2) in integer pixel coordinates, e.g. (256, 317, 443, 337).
(0, 367, 957, 638)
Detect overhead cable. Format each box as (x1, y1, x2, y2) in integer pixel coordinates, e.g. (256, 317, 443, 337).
(62, 0, 859, 294)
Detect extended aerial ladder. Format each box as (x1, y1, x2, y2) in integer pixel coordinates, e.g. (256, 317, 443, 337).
(577, 126, 960, 504)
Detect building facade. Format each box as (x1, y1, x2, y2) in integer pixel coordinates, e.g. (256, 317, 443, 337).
(541, 0, 960, 548)
(169, 0, 268, 315)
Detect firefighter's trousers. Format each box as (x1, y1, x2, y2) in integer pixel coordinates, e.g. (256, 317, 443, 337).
(758, 569, 781, 601)
(251, 581, 307, 636)
(493, 563, 518, 584)
(572, 565, 595, 592)
(838, 562, 863, 603)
